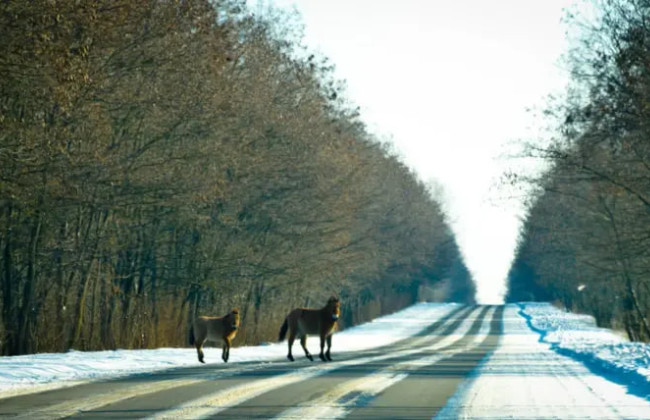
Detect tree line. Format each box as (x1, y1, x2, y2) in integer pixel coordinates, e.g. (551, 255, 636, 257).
(0, 0, 474, 355)
(507, 0, 650, 341)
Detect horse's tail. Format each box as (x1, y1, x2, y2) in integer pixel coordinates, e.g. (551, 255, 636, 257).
(278, 317, 288, 342)
(189, 324, 195, 346)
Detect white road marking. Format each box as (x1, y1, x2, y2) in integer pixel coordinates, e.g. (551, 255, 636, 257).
(276, 372, 408, 419)
(14, 362, 276, 419)
(17, 378, 205, 420)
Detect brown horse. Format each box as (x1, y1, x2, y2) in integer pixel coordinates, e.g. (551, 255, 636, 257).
(278, 297, 341, 362)
(189, 308, 240, 363)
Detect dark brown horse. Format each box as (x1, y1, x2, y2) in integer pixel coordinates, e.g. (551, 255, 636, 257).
(189, 309, 240, 363)
(278, 297, 341, 362)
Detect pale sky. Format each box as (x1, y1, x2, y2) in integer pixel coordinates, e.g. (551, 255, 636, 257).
(266, 0, 573, 303)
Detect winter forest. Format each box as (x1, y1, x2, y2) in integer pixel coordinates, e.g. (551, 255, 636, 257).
(508, 0, 650, 343)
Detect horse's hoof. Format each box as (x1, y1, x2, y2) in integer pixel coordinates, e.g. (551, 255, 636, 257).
(287, 355, 295, 362)
(199, 359, 205, 364)
(326, 355, 332, 361)
(319, 354, 326, 362)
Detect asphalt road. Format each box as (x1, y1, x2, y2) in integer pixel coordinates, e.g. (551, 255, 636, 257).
(0, 305, 503, 419)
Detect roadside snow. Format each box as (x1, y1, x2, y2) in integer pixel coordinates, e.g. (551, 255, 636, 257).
(0, 302, 459, 398)
(520, 302, 650, 389)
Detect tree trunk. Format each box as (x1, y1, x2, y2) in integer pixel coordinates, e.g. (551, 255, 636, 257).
(1, 204, 16, 355)
(17, 211, 42, 354)
(70, 209, 109, 350)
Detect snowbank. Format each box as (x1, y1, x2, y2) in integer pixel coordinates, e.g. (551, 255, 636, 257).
(519, 302, 650, 392)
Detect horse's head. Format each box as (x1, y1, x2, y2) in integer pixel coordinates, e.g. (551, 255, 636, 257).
(229, 308, 240, 330)
(327, 297, 341, 321)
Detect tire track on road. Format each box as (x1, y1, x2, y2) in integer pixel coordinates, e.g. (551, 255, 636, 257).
(344, 305, 504, 419)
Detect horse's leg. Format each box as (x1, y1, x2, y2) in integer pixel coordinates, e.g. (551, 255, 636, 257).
(325, 334, 332, 361)
(196, 337, 205, 364)
(287, 329, 296, 361)
(318, 333, 327, 361)
(300, 335, 313, 361)
(222, 337, 231, 363)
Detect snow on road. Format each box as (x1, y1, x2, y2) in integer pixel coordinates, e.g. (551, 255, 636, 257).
(436, 304, 650, 419)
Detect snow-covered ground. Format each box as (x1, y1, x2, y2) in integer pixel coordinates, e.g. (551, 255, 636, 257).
(521, 302, 650, 390)
(437, 303, 650, 419)
(2, 301, 650, 416)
